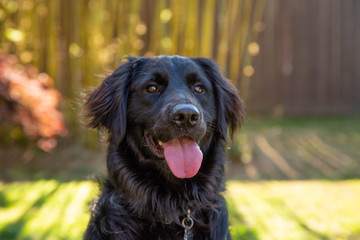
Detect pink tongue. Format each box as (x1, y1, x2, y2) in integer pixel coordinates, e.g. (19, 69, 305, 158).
(163, 137, 203, 178)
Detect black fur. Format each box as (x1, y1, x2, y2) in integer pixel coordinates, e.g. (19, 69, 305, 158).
(84, 56, 244, 240)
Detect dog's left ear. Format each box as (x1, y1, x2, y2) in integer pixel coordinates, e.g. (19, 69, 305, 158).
(192, 58, 245, 140)
(84, 57, 143, 144)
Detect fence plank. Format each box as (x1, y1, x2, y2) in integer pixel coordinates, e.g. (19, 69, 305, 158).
(355, 0, 360, 107)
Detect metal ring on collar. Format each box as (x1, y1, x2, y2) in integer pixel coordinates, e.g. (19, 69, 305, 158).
(181, 217, 194, 229)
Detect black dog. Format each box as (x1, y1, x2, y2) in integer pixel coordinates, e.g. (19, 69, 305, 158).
(83, 56, 244, 240)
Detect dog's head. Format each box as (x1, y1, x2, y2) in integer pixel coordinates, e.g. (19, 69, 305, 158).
(85, 56, 244, 179)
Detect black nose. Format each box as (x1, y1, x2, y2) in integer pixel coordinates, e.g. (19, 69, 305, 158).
(171, 104, 201, 127)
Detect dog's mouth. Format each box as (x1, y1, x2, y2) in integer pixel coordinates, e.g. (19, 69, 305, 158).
(146, 136, 203, 179)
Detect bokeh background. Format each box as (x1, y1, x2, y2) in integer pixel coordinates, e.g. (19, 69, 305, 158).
(1, 0, 360, 239)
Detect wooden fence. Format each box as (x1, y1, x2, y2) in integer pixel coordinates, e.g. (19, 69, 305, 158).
(247, 0, 360, 115)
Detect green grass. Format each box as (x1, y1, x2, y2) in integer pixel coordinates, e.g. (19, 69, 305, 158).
(0, 181, 96, 240)
(227, 180, 360, 240)
(1, 180, 360, 240)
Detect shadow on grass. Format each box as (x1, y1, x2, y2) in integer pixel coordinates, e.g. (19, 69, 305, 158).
(0, 186, 59, 240)
(297, 222, 330, 240)
(0, 191, 7, 207)
(227, 197, 258, 240)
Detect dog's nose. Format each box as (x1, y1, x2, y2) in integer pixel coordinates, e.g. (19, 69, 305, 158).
(171, 104, 201, 127)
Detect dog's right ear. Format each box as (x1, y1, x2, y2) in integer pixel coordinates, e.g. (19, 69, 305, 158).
(84, 58, 138, 144)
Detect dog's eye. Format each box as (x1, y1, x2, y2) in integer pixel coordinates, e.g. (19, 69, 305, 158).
(194, 85, 204, 93)
(147, 85, 158, 93)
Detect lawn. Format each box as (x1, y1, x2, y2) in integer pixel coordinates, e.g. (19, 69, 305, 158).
(0, 181, 94, 240)
(1, 180, 360, 240)
(1, 117, 360, 239)
(227, 180, 360, 240)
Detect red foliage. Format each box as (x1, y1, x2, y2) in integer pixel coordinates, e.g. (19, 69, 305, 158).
(0, 52, 67, 151)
